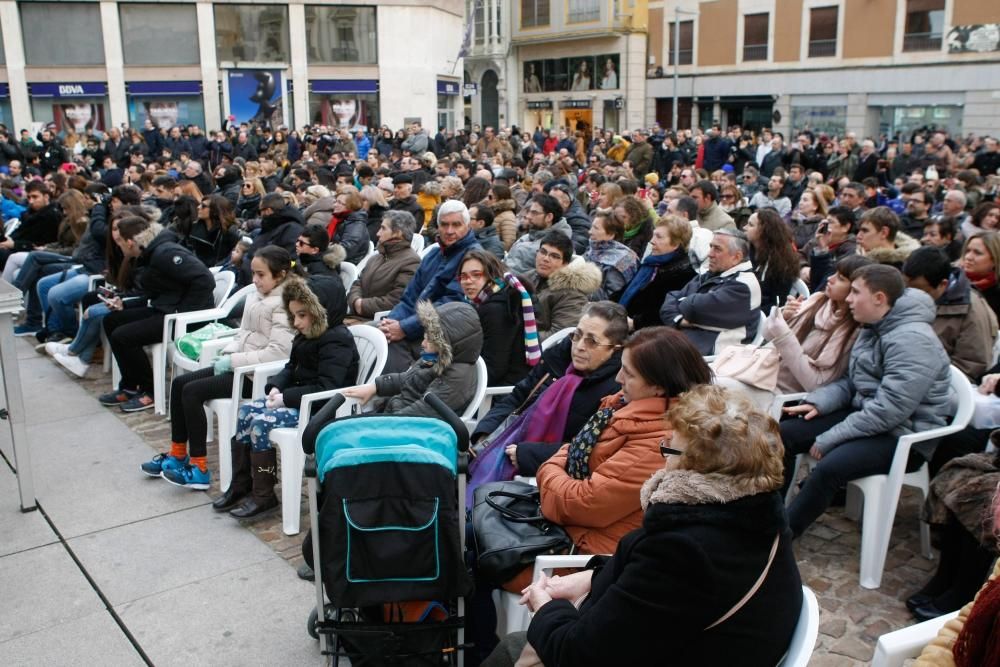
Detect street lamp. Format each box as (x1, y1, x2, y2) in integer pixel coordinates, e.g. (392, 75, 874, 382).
(672, 7, 698, 131)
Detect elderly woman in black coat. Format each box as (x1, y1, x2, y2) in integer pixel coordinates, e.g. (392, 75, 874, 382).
(619, 214, 696, 329)
(484, 384, 802, 667)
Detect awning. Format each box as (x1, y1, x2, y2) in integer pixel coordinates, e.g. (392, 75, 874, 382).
(310, 80, 379, 95)
(127, 81, 202, 96)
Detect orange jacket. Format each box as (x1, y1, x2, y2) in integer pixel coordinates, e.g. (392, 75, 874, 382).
(537, 392, 670, 556)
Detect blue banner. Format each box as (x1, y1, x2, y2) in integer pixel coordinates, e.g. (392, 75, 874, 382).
(227, 69, 284, 127)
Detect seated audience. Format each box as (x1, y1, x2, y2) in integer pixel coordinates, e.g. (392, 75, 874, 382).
(803, 206, 858, 291)
(458, 250, 535, 386)
(584, 211, 639, 302)
(486, 384, 802, 667)
(506, 193, 573, 275)
(295, 223, 341, 278)
(856, 206, 919, 269)
(188, 194, 240, 267)
(691, 180, 736, 232)
(961, 231, 1000, 319)
(660, 230, 762, 355)
(346, 210, 420, 324)
(745, 208, 800, 308)
(469, 203, 504, 259)
(329, 185, 370, 265)
(620, 214, 695, 330)
(525, 232, 602, 341)
(780, 265, 954, 537)
(612, 195, 654, 258)
(920, 216, 961, 261)
(902, 246, 998, 381)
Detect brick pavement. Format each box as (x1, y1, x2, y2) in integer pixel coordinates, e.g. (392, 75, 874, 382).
(72, 360, 938, 665)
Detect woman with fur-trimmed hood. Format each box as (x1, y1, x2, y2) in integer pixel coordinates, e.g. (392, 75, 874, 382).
(343, 300, 483, 418)
(492, 385, 802, 667)
(213, 276, 360, 518)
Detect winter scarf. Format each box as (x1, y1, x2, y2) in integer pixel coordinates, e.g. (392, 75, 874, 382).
(470, 273, 541, 367)
(967, 269, 998, 292)
(522, 367, 583, 444)
(618, 249, 679, 307)
(565, 394, 626, 479)
(585, 239, 638, 283)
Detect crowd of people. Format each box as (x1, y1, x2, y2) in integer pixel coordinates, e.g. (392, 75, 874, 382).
(5, 114, 1000, 664)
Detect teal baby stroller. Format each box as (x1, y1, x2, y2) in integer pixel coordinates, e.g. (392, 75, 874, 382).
(302, 392, 472, 665)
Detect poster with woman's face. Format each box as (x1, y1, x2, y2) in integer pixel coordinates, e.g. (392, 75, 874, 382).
(314, 96, 374, 130)
(569, 57, 594, 91)
(53, 103, 106, 134)
(143, 102, 179, 129)
(523, 62, 542, 94)
(598, 54, 620, 90)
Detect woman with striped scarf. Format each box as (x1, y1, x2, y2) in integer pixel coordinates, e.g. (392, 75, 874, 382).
(458, 249, 540, 386)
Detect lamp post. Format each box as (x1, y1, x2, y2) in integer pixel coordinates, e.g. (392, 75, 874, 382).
(672, 7, 698, 131)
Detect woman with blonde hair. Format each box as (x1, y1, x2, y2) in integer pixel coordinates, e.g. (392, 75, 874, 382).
(360, 183, 390, 242)
(237, 176, 266, 220)
(962, 231, 1000, 318)
(595, 182, 624, 214)
(492, 384, 802, 667)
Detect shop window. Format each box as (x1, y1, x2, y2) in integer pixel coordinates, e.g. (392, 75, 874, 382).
(120, 4, 199, 66)
(808, 7, 838, 58)
(903, 0, 944, 52)
(668, 21, 694, 66)
(215, 4, 290, 63)
(305, 6, 377, 64)
(309, 93, 379, 130)
(521, 0, 550, 28)
(743, 13, 769, 61)
(791, 106, 847, 137)
(568, 0, 600, 24)
(21, 2, 104, 66)
(438, 94, 455, 133)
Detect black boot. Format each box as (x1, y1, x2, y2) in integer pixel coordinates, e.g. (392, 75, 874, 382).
(212, 438, 252, 512)
(229, 449, 279, 519)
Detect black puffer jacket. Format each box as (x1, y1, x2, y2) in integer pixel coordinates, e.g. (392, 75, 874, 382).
(187, 221, 239, 267)
(241, 205, 304, 284)
(266, 277, 359, 409)
(474, 336, 622, 473)
(475, 285, 531, 387)
(528, 470, 801, 667)
(333, 209, 369, 265)
(134, 227, 216, 313)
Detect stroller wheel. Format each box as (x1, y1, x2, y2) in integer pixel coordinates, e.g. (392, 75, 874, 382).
(307, 608, 319, 639)
(307, 604, 343, 640)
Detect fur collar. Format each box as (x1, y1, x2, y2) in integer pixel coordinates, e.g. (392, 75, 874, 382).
(547, 260, 603, 293)
(640, 468, 781, 510)
(492, 198, 516, 214)
(281, 277, 327, 338)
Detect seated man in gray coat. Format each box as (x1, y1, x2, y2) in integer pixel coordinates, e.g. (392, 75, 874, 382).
(504, 193, 574, 275)
(659, 230, 762, 355)
(779, 265, 955, 537)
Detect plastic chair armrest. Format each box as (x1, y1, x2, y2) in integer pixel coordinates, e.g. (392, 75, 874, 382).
(872, 611, 959, 667)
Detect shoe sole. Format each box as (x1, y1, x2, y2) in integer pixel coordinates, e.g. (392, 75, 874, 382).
(120, 402, 155, 413)
(13, 331, 41, 337)
(160, 471, 210, 491)
(140, 467, 164, 478)
(99, 399, 129, 407)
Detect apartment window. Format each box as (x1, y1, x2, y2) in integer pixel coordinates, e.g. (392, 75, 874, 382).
(21, 2, 104, 66)
(743, 13, 769, 61)
(215, 4, 290, 63)
(903, 0, 944, 52)
(568, 0, 600, 23)
(304, 6, 376, 64)
(668, 21, 694, 65)
(120, 4, 199, 66)
(521, 0, 550, 28)
(474, 0, 485, 44)
(808, 6, 838, 57)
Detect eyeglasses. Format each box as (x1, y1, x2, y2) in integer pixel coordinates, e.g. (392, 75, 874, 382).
(198, 202, 209, 209)
(659, 438, 684, 458)
(536, 248, 563, 261)
(295, 239, 313, 247)
(242, 183, 254, 189)
(721, 194, 736, 201)
(458, 270, 484, 282)
(570, 330, 617, 349)
(525, 208, 544, 217)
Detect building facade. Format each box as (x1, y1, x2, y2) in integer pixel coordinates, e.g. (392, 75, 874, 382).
(0, 0, 464, 134)
(645, 0, 1000, 138)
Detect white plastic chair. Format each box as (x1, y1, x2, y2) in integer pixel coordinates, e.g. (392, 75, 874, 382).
(871, 610, 960, 667)
(420, 242, 438, 259)
(338, 261, 358, 296)
(705, 311, 766, 364)
(778, 586, 819, 667)
(783, 365, 975, 589)
(168, 284, 255, 381)
(788, 279, 810, 300)
(356, 241, 377, 274)
(411, 234, 425, 254)
(461, 357, 489, 433)
(265, 326, 388, 535)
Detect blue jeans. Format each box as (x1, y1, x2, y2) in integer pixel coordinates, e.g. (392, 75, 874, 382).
(236, 399, 300, 452)
(39, 269, 86, 334)
(69, 301, 110, 363)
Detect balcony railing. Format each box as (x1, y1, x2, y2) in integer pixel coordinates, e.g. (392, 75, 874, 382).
(902, 32, 942, 52)
(807, 39, 836, 57)
(743, 44, 768, 61)
(668, 49, 693, 65)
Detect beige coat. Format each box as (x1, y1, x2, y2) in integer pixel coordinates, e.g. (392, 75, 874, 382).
(493, 198, 519, 251)
(770, 294, 859, 393)
(223, 280, 295, 367)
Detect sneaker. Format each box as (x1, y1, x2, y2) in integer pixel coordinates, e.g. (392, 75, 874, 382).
(120, 392, 155, 413)
(297, 563, 315, 581)
(33, 328, 50, 344)
(140, 453, 188, 478)
(45, 342, 71, 357)
(161, 463, 211, 490)
(98, 388, 135, 406)
(13, 323, 42, 337)
(55, 352, 89, 378)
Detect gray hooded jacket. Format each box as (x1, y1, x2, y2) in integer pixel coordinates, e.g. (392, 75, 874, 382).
(505, 218, 574, 275)
(807, 288, 956, 453)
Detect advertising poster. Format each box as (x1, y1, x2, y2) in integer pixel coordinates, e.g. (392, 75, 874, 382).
(138, 101, 179, 129)
(227, 69, 284, 127)
(52, 103, 106, 134)
(313, 96, 375, 130)
(524, 54, 621, 93)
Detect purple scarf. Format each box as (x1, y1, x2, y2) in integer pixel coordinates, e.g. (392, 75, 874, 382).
(521, 367, 584, 443)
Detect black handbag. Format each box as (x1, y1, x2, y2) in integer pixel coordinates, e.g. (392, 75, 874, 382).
(472, 481, 572, 586)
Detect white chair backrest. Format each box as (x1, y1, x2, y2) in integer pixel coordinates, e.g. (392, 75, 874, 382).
(778, 586, 819, 667)
(788, 279, 810, 300)
(542, 327, 575, 351)
(220, 283, 257, 315)
(349, 324, 389, 384)
(339, 261, 358, 293)
(949, 364, 975, 429)
(411, 234, 426, 254)
(750, 311, 766, 346)
(462, 357, 489, 421)
(356, 241, 377, 274)
(212, 271, 236, 307)
(420, 243, 439, 260)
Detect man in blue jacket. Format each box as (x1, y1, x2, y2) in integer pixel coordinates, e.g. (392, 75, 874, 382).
(379, 199, 481, 371)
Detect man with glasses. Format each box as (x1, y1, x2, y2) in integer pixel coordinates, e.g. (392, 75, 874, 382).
(526, 232, 602, 341)
(660, 229, 762, 355)
(506, 193, 574, 274)
(899, 183, 932, 238)
(748, 173, 792, 218)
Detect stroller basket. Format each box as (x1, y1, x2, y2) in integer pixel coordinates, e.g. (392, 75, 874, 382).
(317, 615, 467, 666)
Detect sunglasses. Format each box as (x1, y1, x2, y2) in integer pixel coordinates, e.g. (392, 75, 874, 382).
(570, 330, 617, 349)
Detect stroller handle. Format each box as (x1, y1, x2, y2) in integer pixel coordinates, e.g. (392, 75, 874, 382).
(302, 393, 347, 455)
(423, 392, 470, 454)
